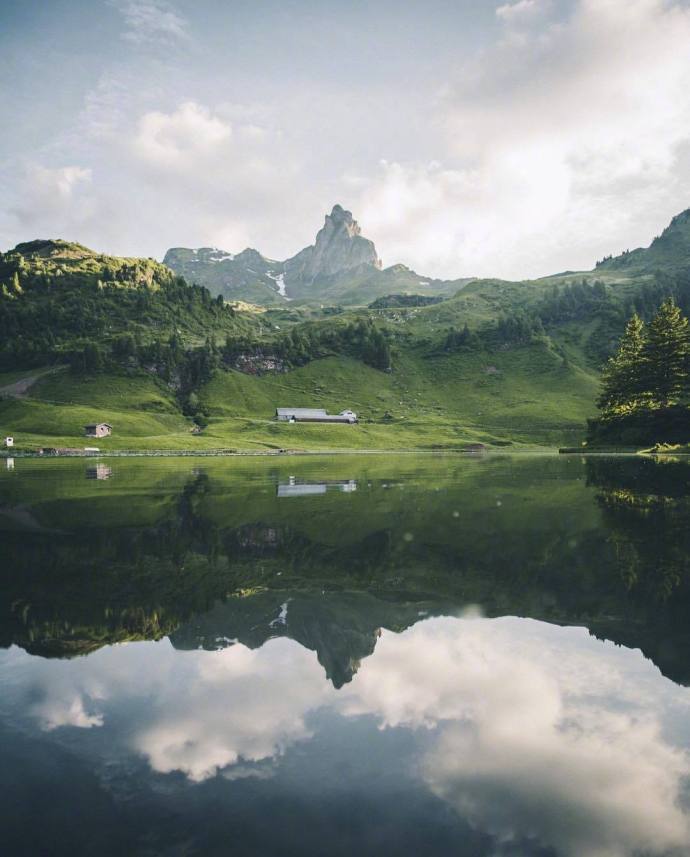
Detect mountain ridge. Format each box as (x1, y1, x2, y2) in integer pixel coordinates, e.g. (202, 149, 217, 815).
(164, 204, 465, 305)
(597, 207, 690, 273)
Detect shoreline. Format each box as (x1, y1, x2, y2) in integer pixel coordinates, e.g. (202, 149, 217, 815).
(0, 446, 553, 459)
(4, 445, 687, 459)
(559, 447, 690, 456)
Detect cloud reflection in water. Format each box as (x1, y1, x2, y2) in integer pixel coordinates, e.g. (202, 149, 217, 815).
(3, 614, 690, 856)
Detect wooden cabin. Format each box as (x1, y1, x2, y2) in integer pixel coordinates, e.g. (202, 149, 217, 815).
(84, 422, 112, 438)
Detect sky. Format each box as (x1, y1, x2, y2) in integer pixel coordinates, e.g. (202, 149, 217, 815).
(2, 0, 690, 279)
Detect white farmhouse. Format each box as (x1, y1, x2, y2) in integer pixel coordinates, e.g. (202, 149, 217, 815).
(275, 408, 357, 424)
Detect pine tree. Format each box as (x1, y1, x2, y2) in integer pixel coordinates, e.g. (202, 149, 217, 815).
(642, 299, 688, 408)
(597, 313, 646, 415)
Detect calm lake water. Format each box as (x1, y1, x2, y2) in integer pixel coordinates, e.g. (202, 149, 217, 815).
(2, 453, 690, 856)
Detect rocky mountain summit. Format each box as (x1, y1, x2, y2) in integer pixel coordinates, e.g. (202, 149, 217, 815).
(163, 204, 450, 305)
(284, 204, 382, 284)
(163, 203, 471, 305)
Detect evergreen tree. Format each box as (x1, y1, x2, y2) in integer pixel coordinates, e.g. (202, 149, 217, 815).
(642, 299, 688, 408)
(597, 313, 646, 415)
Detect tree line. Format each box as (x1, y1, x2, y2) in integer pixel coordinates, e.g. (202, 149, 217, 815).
(443, 271, 690, 366)
(224, 317, 392, 372)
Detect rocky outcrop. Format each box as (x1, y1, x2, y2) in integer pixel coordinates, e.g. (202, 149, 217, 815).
(284, 204, 382, 284)
(162, 245, 285, 304)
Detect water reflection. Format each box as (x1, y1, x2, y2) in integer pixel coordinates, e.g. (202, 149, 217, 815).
(2, 456, 690, 683)
(85, 463, 112, 480)
(2, 455, 690, 855)
(2, 615, 689, 856)
(277, 477, 357, 497)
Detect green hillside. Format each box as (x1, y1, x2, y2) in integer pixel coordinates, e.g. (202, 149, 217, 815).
(0, 239, 256, 368)
(286, 264, 471, 306)
(0, 341, 598, 451)
(597, 208, 690, 274)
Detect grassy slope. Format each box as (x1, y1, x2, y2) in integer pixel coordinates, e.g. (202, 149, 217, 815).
(0, 372, 192, 450)
(198, 348, 597, 449)
(0, 340, 598, 450)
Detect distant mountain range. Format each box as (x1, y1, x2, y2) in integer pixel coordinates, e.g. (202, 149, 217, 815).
(163, 202, 690, 307)
(164, 204, 470, 306)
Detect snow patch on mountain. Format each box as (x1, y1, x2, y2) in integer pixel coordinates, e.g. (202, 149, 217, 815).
(267, 271, 290, 300)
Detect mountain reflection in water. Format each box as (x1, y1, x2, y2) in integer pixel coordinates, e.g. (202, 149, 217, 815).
(2, 454, 690, 857)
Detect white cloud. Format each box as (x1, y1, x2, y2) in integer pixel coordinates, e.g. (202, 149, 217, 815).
(40, 165, 92, 198)
(3, 639, 334, 783)
(134, 101, 232, 167)
(112, 0, 189, 47)
(495, 0, 550, 26)
(121, 101, 304, 254)
(359, 0, 690, 279)
(9, 163, 94, 231)
(21, 164, 92, 203)
(1, 96, 308, 257)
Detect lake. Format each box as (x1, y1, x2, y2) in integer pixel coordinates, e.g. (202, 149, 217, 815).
(2, 453, 690, 856)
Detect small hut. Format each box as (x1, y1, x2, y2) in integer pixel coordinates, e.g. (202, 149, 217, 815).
(84, 422, 112, 438)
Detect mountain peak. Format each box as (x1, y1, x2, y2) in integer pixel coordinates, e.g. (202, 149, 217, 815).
(325, 204, 361, 240)
(163, 203, 383, 302)
(284, 204, 381, 283)
(235, 248, 269, 265)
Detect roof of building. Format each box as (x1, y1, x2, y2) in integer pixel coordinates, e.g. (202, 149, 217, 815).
(276, 408, 328, 417)
(84, 422, 112, 428)
(277, 483, 328, 497)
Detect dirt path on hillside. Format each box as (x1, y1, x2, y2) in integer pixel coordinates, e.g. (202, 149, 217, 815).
(0, 366, 67, 399)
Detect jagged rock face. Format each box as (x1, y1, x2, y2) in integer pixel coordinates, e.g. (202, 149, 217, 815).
(285, 204, 382, 283)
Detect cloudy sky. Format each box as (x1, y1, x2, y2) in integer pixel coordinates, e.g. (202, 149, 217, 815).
(2, 0, 690, 278)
